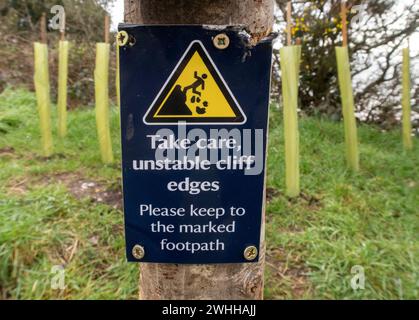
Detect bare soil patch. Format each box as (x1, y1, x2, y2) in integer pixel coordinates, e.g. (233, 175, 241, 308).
(48, 172, 123, 210)
(0, 146, 16, 158)
(7, 171, 123, 210)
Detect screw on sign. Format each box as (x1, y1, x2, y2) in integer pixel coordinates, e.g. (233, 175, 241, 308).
(213, 33, 230, 50)
(132, 244, 145, 260)
(117, 31, 129, 47)
(244, 246, 258, 261)
(117, 31, 136, 48)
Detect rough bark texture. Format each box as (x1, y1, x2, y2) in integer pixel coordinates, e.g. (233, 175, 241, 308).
(124, 0, 274, 300)
(124, 0, 274, 44)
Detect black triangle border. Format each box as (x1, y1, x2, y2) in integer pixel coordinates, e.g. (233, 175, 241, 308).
(143, 40, 247, 125)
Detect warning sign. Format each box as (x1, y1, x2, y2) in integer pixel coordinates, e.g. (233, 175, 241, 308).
(119, 25, 274, 264)
(144, 41, 246, 125)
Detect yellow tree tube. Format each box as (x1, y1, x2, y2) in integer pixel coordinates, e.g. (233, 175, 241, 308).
(57, 40, 69, 138)
(280, 45, 301, 198)
(33, 42, 53, 157)
(336, 46, 359, 172)
(116, 43, 121, 108)
(402, 48, 413, 150)
(95, 43, 114, 164)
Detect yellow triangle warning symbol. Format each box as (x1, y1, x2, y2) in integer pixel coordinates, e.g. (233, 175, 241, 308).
(143, 40, 246, 125)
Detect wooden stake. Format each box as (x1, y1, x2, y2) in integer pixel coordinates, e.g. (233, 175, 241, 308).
(40, 13, 47, 44)
(286, 1, 292, 46)
(104, 15, 110, 44)
(341, 0, 348, 47)
(60, 11, 66, 41)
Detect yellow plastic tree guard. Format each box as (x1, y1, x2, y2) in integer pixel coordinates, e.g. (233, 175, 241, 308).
(336, 46, 360, 172)
(33, 42, 53, 157)
(280, 45, 301, 198)
(116, 42, 121, 108)
(402, 48, 413, 150)
(95, 43, 114, 164)
(58, 40, 69, 138)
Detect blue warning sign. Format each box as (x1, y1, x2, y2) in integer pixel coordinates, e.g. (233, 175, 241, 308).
(119, 25, 274, 264)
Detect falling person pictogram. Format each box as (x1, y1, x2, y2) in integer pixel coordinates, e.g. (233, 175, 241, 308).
(157, 71, 209, 116)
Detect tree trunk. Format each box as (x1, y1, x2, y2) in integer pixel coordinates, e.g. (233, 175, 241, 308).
(124, 0, 274, 300)
(124, 0, 274, 44)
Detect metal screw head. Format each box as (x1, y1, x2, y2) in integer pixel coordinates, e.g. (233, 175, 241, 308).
(244, 246, 258, 261)
(132, 244, 145, 260)
(127, 34, 136, 47)
(117, 31, 129, 47)
(213, 33, 230, 50)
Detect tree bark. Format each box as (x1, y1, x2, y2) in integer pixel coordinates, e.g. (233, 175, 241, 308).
(124, 0, 274, 44)
(124, 0, 274, 300)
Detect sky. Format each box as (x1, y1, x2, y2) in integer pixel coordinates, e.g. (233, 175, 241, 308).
(110, 0, 124, 31)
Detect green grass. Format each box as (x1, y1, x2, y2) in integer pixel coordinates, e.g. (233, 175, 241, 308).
(0, 88, 418, 300)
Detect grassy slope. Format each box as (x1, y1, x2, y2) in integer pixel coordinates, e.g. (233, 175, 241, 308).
(0, 88, 417, 300)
